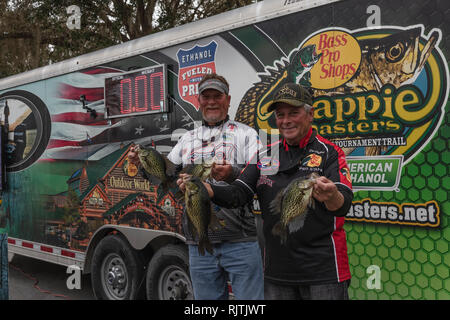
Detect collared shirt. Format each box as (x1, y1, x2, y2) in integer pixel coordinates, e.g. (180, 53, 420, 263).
(168, 118, 262, 243)
(168, 118, 260, 167)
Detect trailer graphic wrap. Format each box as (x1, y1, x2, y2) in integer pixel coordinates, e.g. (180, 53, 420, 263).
(0, 0, 448, 300)
(44, 144, 183, 251)
(0, 234, 7, 300)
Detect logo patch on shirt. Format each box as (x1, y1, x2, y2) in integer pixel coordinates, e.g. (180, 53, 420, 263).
(257, 156, 280, 174)
(257, 156, 280, 175)
(341, 167, 352, 184)
(301, 154, 322, 167)
(257, 175, 274, 187)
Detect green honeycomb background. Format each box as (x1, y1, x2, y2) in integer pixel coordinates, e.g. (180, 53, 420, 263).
(345, 104, 449, 300)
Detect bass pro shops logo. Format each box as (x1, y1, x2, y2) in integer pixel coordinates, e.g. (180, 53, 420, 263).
(301, 154, 322, 167)
(177, 41, 217, 110)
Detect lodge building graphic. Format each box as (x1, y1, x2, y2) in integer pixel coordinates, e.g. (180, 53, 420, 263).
(45, 145, 184, 251)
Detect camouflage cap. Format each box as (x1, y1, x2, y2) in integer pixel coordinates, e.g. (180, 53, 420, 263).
(267, 83, 313, 112)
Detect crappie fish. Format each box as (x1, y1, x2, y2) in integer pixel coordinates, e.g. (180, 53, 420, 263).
(136, 145, 176, 193)
(172, 158, 215, 201)
(182, 158, 214, 181)
(270, 173, 319, 244)
(184, 177, 214, 255)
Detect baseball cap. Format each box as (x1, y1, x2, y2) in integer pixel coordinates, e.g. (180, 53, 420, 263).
(198, 78, 229, 95)
(267, 83, 313, 112)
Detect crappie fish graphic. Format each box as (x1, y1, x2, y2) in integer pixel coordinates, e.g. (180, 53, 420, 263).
(336, 27, 439, 94)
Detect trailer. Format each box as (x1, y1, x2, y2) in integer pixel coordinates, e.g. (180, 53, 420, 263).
(0, 0, 448, 300)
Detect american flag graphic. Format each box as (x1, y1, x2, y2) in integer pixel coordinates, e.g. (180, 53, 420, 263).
(41, 67, 134, 161)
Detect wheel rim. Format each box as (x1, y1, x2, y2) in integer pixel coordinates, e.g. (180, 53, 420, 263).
(101, 253, 129, 300)
(158, 265, 193, 300)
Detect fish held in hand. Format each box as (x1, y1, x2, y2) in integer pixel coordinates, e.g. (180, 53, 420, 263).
(184, 177, 215, 256)
(136, 145, 176, 193)
(270, 173, 319, 244)
(182, 158, 215, 181)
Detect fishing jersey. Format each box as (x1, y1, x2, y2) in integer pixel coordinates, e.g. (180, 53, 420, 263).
(211, 128, 353, 285)
(168, 117, 261, 244)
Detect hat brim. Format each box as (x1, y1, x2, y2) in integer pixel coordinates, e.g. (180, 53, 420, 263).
(267, 99, 306, 112)
(199, 84, 226, 94)
(198, 80, 229, 95)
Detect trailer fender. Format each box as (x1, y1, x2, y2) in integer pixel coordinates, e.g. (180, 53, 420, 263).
(83, 225, 185, 274)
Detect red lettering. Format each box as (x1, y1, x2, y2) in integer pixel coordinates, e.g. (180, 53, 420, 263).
(134, 75, 148, 112)
(349, 63, 356, 74)
(320, 64, 330, 79)
(120, 78, 132, 114)
(150, 72, 163, 111)
(318, 33, 349, 51)
(320, 62, 356, 80)
(335, 35, 343, 47)
(327, 36, 334, 48)
(318, 34, 329, 50)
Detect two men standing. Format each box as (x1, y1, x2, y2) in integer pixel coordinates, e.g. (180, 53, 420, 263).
(131, 73, 353, 300)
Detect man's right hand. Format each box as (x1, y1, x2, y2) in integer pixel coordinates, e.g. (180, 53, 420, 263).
(176, 173, 214, 198)
(176, 173, 191, 193)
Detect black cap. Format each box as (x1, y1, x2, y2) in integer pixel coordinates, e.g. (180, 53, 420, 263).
(267, 83, 313, 112)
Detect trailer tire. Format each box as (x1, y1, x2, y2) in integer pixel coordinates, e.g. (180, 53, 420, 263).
(91, 234, 144, 300)
(146, 244, 193, 300)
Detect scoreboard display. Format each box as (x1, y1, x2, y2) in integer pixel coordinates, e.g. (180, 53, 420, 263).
(105, 64, 168, 119)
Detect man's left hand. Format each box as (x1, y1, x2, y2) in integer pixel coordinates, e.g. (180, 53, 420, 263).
(211, 160, 233, 182)
(313, 176, 344, 211)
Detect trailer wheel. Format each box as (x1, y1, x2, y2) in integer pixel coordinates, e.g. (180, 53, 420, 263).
(146, 244, 193, 300)
(91, 234, 144, 300)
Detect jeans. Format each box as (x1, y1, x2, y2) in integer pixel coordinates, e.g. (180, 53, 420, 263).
(188, 241, 264, 300)
(264, 279, 350, 300)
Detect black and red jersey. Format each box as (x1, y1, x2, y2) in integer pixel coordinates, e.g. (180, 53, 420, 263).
(211, 128, 353, 285)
